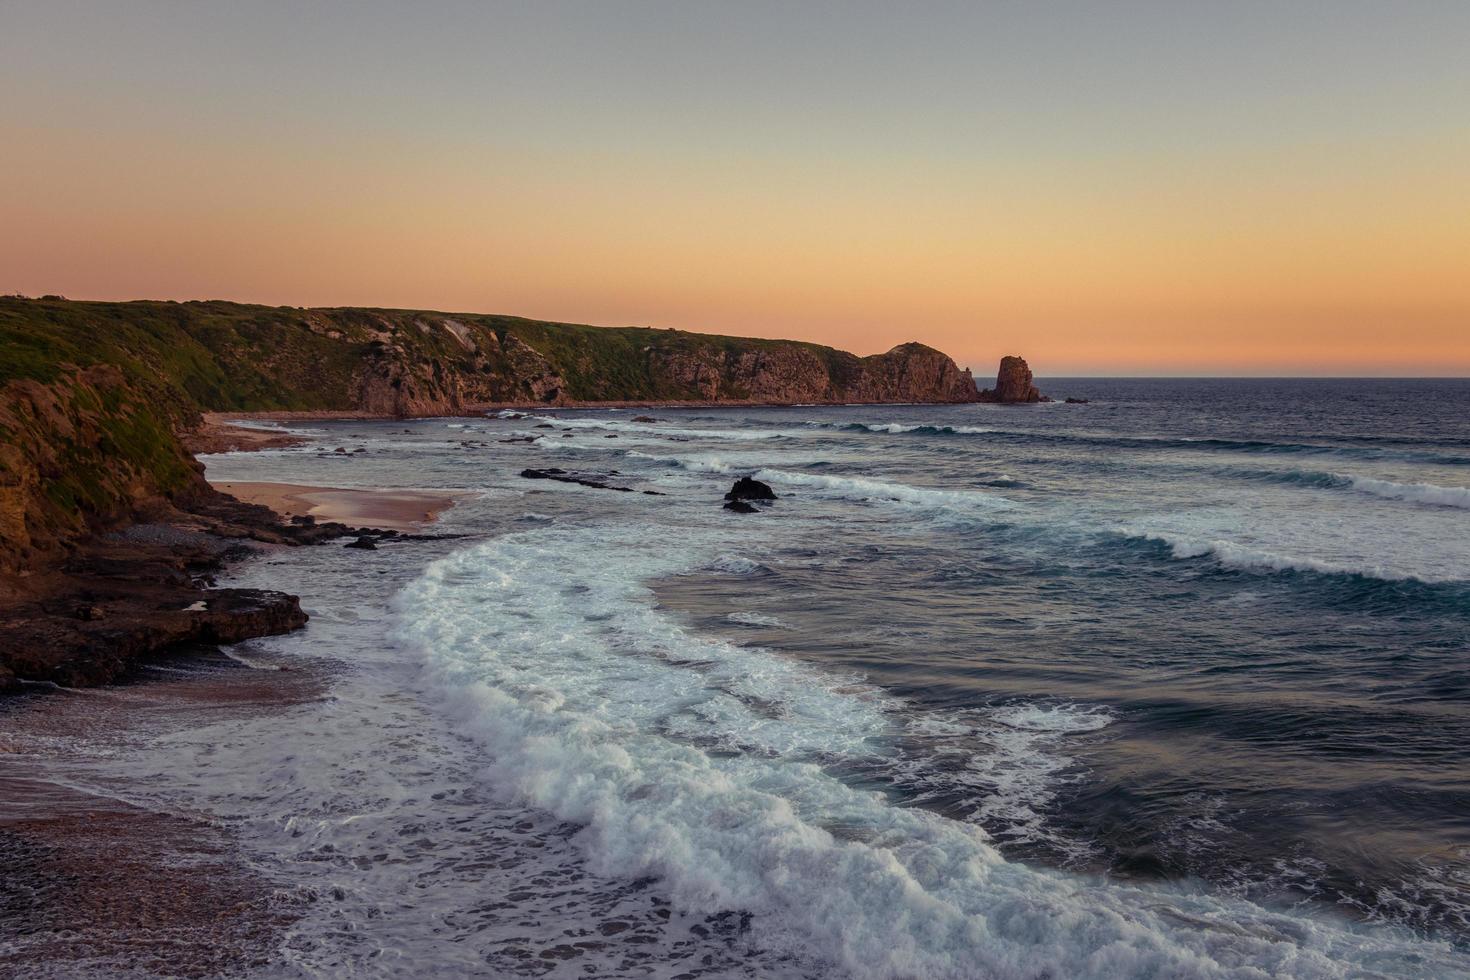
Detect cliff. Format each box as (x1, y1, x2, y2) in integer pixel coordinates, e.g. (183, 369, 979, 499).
(0, 296, 979, 571)
(0, 297, 978, 416)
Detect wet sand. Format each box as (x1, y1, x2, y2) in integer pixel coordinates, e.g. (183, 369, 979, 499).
(212, 481, 460, 531)
(0, 651, 327, 977)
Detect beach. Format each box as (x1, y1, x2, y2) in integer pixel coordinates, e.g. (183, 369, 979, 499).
(210, 482, 459, 532)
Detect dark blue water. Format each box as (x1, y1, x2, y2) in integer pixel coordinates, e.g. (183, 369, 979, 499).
(205, 378, 1470, 973)
(652, 380, 1470, 941)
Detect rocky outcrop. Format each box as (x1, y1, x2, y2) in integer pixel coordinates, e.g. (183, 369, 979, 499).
(0, 501, 325, 687)
(723, 476, 776, 513)
(977, 355, 1048, 403)
(725, 477, 776, 502)
(1, 587, 307, 688)
(519, 467, 665, 495)
(647, 342, 978, 404)
(844, 343, 980, 403)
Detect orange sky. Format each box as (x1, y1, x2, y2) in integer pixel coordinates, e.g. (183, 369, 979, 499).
(2, 3, 1467, 375)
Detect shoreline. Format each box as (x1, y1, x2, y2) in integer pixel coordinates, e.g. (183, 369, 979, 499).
(199, 397, 984, 423)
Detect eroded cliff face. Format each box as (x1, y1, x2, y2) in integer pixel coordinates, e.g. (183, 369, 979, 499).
(846, 343, 980, 403)
(644, 341, 977, 404)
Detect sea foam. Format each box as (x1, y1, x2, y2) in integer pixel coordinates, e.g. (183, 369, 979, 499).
(1346, 474, 1470, 509)
(393, 522, 1463, 979)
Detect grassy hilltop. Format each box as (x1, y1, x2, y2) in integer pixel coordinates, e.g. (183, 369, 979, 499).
(0, 297, 884, 408)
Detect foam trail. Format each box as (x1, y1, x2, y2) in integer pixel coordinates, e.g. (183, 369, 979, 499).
(1347, 475, 1470, 509)
(756, 467, 1015, 513)
(805, 420, 995, 435)
(528, 415, 803, 441)
(1119, 529, 1458, 583)
(394, 524, 1464, 979)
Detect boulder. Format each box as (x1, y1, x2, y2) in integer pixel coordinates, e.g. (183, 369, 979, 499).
(725, 477, 776, 501)
(344, 536, 378, 550)
(724, 500, 758, 514)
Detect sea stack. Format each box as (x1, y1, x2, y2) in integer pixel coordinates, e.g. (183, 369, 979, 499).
(978, 355, 1049, 403)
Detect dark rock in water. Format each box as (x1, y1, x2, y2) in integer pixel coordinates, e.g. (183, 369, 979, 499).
(1065, 397, 1089, 404)
(724, 500, 759, 514)
(500, 436, 537, 443)
(977, 355, 1047, 403)
(632, 415, 662, 423)
(534, 423, 554, 429)
(334, 447, 348, 454)
(605, 434, 619, 438)
(725, 477, 776, 501)
(344, 536, 378, 550)
(519, 468, 643, 493)
(290, 514, 316, 526)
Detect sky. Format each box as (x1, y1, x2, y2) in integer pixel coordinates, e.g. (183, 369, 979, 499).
(2, 1, 1467, 376)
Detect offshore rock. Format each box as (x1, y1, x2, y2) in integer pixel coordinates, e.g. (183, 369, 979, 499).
(978, 355, 1048, 403)
(725, 477, 776, 501)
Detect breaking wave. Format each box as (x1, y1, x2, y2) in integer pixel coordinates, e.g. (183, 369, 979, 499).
(1117, 528, 1463, 584)
(393, 524, 1463, 978)
(1347, 475, 1470, 509)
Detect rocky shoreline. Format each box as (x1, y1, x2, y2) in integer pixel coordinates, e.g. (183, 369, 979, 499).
(0, 487, 372, 693)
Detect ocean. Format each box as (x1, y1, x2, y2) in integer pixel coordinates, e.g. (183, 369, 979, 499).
(45, 380, 1470, 976)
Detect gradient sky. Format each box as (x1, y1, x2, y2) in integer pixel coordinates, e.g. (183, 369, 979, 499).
(3, 1, 1468, 375)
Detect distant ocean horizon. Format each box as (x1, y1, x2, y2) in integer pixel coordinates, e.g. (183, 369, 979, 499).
(74, 378, 1470, 975)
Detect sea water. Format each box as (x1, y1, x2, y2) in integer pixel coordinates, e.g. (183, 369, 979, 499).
(120, 379, 1470, 976)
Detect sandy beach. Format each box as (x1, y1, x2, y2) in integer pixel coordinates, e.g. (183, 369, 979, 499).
(211, 482, 461, 531)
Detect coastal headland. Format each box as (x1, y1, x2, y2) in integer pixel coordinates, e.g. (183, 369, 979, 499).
(0, 294, 1011, 691)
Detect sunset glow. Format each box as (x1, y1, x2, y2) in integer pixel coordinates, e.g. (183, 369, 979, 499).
(3, 2, 1467, 375)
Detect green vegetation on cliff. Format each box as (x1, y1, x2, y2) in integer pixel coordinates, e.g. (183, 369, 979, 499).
(1, 295, 977, 570)
(0, 297, 976, 411)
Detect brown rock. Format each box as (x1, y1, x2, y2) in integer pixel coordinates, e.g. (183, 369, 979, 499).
(978, 355, 1047, 403)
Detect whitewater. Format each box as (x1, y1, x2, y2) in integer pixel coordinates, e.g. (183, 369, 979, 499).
(40, 377, 1470, 977)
